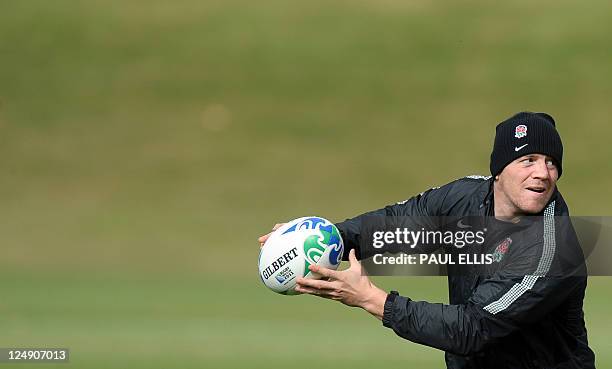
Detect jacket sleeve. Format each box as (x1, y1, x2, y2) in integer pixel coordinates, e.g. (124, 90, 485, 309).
(382, 275, 585, 356)
(335, 183, 454, 260)
(381, 217, 585, 356)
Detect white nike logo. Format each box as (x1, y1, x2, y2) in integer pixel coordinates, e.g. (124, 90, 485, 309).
(457, 219, 471, 229)
(514, 144, 528, 152)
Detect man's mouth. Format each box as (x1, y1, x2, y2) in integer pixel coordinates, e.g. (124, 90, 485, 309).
(526, 186, 546, 194)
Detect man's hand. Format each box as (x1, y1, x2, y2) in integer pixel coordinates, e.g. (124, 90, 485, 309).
(295, 249, 387, 320)
(258, 223, 285, 247)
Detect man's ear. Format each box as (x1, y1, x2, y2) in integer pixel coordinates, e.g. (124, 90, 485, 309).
(495, 175, 499, 181)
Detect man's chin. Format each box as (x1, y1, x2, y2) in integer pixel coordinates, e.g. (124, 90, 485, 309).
(520, 202, 549, 214)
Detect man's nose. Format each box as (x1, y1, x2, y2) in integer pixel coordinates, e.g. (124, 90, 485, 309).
(531, 160, 550, 180)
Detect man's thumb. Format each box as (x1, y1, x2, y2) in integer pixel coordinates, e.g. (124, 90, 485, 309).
(348, 248, 359, 266)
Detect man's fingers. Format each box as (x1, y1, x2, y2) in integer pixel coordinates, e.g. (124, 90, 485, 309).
(309, 264, 340, 280)
(258, 233, 271, 246)
(258, 223, 286, 247)
(295, 285, 339, 299)
(295, 285, 320, 295)
(296, 277, 336, 291)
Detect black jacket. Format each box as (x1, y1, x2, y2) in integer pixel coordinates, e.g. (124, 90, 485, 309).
(336, 176, 596, 369)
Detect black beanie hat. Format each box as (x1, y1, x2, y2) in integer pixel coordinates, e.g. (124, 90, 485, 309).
(490, 112, 563, 178)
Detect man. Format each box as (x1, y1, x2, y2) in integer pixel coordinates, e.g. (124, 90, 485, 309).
(258, 112, 596, 369)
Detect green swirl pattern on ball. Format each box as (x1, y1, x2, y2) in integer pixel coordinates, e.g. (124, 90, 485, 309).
(302, 225, 341, 276)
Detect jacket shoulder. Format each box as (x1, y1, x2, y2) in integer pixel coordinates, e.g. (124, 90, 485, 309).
(425, 175, 492, 215)
(444, 175, 492, 195)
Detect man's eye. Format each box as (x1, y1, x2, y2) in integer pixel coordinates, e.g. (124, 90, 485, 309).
(546, 160, 555, 167)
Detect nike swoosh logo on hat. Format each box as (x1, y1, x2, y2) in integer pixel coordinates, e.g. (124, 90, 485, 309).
(514, 144, 528, 152)
(457, 219, 471, 229)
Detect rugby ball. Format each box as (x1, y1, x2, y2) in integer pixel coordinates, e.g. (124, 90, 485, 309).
(258, 216, 344, 295)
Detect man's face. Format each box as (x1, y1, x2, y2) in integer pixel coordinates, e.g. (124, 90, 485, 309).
(495, 153, 559, 216)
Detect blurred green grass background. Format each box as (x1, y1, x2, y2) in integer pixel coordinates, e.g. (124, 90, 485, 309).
(1, 0, 611, 368)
